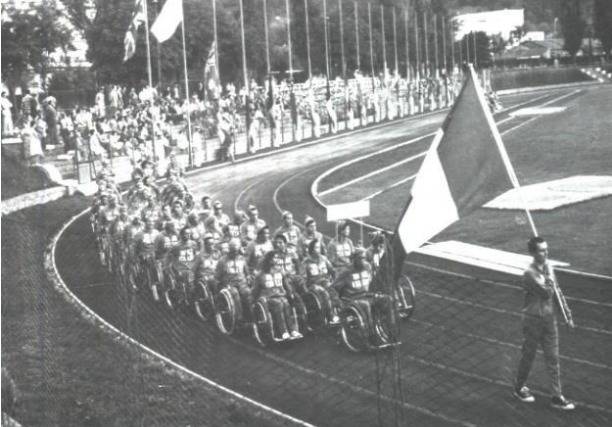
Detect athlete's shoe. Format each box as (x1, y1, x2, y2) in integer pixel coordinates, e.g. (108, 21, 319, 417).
(551, 395, 575, 410)
(330, 315, 341, 324)
(290, 331, 303, 339)
(513, 386, 535, 403)
(281, 332, 290, 340)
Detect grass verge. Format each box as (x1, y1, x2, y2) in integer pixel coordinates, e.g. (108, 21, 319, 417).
(1, 197, 289, 427)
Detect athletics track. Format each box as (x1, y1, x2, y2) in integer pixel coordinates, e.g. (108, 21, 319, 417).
(52, 85, 612, 427)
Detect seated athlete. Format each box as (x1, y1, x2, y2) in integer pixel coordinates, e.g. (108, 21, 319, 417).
(245, 226, 274, 274)
(171, 199, 187, 231)
(327, 221, 355, 272)
(205, 200, 231, 238)
(274, 211, 301, 249)
(132, 215, 162, 292)
(332, 249, 392, 336)
(215, 239, 253, 322)
(299, 215, 325, 259)
(302, 239, 340, 323)
(166, 226, 199, 302)
(240, 204, 267, 244)
(198, 196, 213, 223)
(365, 232, 386, 272)
(193, 233, 221, 294)
(252, 251, 303, 339)
(155, 221, 180, 273)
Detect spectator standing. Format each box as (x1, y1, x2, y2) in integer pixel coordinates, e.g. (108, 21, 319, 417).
(95, 87, 106, 118)
(34, 112, 47, 151)
(59, 111, 75, 152)
(1, 92, 14, 135)
(21, 119, 43, 164)
(20, 90, 38, 124)
(43, 97, 59, 148)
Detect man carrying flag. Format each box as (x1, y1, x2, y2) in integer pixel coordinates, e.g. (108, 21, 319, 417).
(384, 64, 575, 409)
(123, 0, 147, 62)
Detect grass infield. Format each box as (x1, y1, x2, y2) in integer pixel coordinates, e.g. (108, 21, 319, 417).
(323, 85, 612, 277)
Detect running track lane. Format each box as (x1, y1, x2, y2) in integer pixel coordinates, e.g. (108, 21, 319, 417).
(55, 87, 612, 427)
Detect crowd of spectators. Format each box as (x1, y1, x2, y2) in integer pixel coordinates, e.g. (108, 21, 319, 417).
(2, 69, 462, 169)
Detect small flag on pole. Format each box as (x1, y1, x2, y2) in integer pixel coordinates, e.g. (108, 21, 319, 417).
(151, 0, 183, 43)
(123, 0, 147, 62)
(393, 65, 518, 258)
(204, 41, 220, 96)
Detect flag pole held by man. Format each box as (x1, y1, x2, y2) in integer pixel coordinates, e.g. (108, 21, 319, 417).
(383, 65, 575, 409)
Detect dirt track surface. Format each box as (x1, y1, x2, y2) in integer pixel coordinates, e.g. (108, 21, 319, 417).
(55, 88, 612, 427)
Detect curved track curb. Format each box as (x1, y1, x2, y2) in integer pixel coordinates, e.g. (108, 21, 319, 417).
(45, 208, 316, 427)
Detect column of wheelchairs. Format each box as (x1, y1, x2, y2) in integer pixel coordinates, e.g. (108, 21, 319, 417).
(90, 196, 415, 352)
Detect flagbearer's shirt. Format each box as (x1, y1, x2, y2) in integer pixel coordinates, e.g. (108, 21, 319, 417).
(327, 238, 355, 270)
(333, 264, 373, 298)
(523, 261, 570, 318)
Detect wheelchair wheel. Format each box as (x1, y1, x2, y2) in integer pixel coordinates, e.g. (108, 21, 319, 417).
(292, 293, 311, 334)
(193, 282, 213, 321)
(146, 267, 160, 302)
(373, 303, 394, 346)
(302, 291, 326, 332)
(397, 275, 416, 319)
(215, 288, 237, 335)
(340, 304, 369, 353)
(253, 300, 274, 347)
(164, 275, 178, 309)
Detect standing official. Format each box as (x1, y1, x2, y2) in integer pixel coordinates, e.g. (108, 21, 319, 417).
(513, 236, 575, 410)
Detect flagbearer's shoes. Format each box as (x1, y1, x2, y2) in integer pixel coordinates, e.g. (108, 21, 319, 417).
(513, 386, 535, 403)
(551, 395, 576, 411)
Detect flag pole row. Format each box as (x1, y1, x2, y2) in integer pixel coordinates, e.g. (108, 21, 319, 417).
(125, 0, 486, 95)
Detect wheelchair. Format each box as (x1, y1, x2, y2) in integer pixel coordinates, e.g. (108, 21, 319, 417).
(132, 254, 162, 301)
(164, 269, 195, 310)
(395, 275, 416, 320)
(95, 231, 111, 268)
(192, 276, 216, 321)
(301, 286, 341, 333)
(214, 286, 250, 336)
(252, 296, 302, 347)
(339, 293, 398, 353)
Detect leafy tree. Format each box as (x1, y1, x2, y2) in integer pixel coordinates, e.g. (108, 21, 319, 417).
(561, 0, 585, 59)
(1, 0, 74, 93)
(594, 0, 612, 59)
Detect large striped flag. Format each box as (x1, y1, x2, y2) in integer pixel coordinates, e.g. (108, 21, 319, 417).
(123, 0, 147, 62)
(151, 0, 183, 43)
(393, 65, 519, 260)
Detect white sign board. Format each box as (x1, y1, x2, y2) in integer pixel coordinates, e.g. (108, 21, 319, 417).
(326, 201, 370, 222)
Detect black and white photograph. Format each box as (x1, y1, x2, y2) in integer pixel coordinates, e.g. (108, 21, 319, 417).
(1, 0, 611, 426)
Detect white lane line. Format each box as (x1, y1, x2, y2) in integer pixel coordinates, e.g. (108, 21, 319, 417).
(272, 169, 612, 361)
(311, 132, 436, 201)
(312, 93, 565, 202)
(411, 318, 612, 372)
(500, 89, 581, 136)
(319, 151, 427, 197)
(360, 173, 419, 201)
(406, 261, 612, 308)
(400, 351, 612, 415)
(234, 177, 266, 213)
(48, 209, 317, 427)
(420, 289, 612, 337)
(223, 335, 478, 427)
